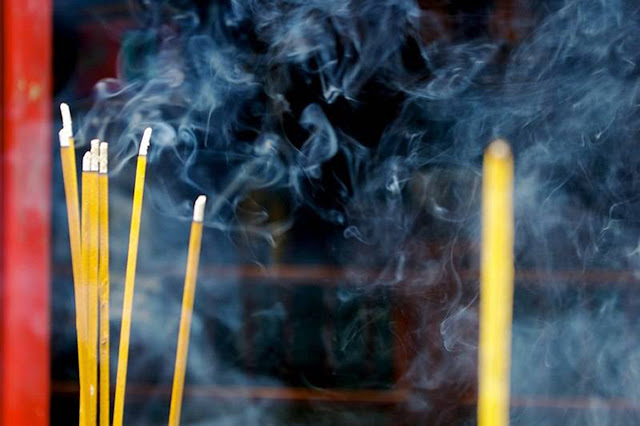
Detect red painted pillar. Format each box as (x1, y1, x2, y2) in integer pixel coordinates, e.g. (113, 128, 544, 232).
(0, 0, 52, 425)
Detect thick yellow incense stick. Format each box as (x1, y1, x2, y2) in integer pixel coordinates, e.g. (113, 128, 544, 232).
(113, 127, 152, 426)
(80, 152, 92, 426)
(99, 142, 110, 426)
(87, 141, 100, 426)
(59, 103, 88, 425)
(168, 196, 207, 426)
(478, 139, 514, 426)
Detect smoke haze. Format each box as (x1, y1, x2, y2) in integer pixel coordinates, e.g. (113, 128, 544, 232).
(50, 0, 640, 424)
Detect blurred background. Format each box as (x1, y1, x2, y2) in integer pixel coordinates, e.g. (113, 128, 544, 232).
(3, 0, 640, 424)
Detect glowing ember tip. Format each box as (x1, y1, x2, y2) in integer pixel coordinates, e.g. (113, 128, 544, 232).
(60, 103, 73, 133)
(139, 127, 152, 156)
(193, 195, 207, 222)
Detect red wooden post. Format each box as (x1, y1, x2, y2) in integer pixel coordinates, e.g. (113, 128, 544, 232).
(0, 0, 52, 425)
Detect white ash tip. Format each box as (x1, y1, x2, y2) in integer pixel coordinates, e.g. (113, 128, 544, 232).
(90, 139, 100, 171)
(99, 142, 108, 174)
(139, 127, 152, 156)
(58, 128, 70, 147)
(82, 151, 91, 172)
(193, 195, 207, 222)
(487, 139, 511, 159)
(60, 103, 72, 133)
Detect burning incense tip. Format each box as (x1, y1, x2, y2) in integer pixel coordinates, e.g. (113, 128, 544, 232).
(139, 128, 152, 156)
(58, 128, 71, 148)
(82, 152, 91, 172)
(99, 142, 108, 174)
(60, 103, 73, 133)
(193, 195, 207, 222)
(487, 139, 511, 159)
(91, 140, 100, 172)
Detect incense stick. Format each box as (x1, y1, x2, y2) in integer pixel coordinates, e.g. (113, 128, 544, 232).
(168, 195, 207, 426)
(88, 140, 100, 425)
(113, 128, 152, 426)
(478, 139, 514, 426)
(99, 142, 110, 426)
(58, 107, 87, 425)
(80, 151, 93, 426)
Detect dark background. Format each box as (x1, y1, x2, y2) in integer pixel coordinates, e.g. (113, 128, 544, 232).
(51, 0, 640, 425)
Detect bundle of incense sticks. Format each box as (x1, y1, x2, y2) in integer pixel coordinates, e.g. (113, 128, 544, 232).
(59, 105, 111, 426)
(58, 104, 207, 426)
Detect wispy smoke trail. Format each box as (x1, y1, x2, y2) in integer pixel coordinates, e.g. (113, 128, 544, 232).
(61, 0, 640, 423)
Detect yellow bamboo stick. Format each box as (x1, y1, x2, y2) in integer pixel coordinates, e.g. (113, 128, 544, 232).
(168, 196, 207, 426)
(113, 128, 152, 426)
(88, 140, 100, 425)
(99, 142, 110, 426)
(58, 103, 88, 425)
(80, 151, 92, 426)
(478, 139, 515, 426)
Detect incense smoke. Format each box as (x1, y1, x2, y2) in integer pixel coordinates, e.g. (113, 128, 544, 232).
(52, 0, 640, 423)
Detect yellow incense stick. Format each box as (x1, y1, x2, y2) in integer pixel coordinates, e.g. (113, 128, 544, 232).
(478, 139, 514, 426)
(168, 196, 207, 426)
(99, 142, 110, 426)
(113, 128, 152, 426)
(88, 140, 100, 426)
(80, 152, 92, 426)
(58, 108, 88, 425)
